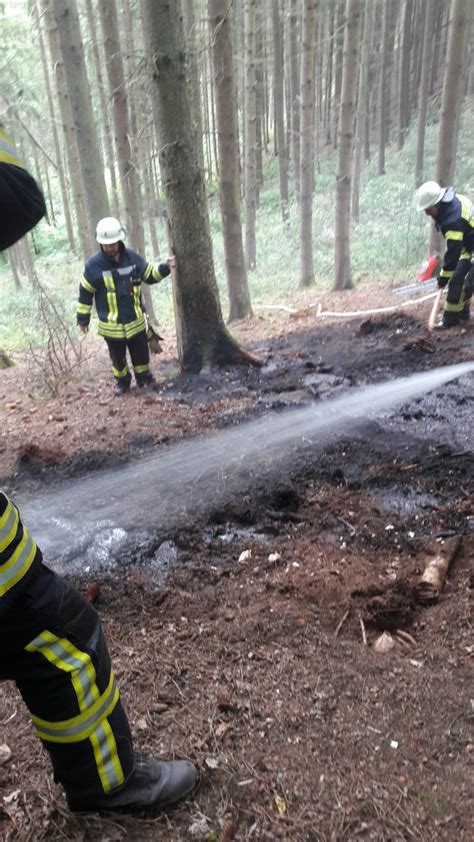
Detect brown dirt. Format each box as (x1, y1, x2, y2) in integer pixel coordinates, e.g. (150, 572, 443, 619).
(0, 283, 473, 841)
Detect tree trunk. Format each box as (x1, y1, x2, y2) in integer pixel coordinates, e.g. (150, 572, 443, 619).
(35, 0, 75, 252)
(272, 0, 289, 222)
(415, 0, 436, 186)
(183, 0, 205, 174)
(352, 0, 374, 223)
(84, 0, 120, 219)
(40, 0, 89, 257)
(52, 0, 110, 250)
(430, 0, 470, 256)
(434, 0, 470, 185)
(98, 0, 144, 252)
(334, 0, 363, 291)
(397, 0, 413, 151)
(299, 0, 317, 289)
(244, 0, 258, 270)
(289, 0, 301, 203)
(208, 0, 252, 322)
(140, 0, 259, 373)
(377, 0, 390, 175)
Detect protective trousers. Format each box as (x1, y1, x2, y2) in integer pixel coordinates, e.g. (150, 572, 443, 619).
(0, 564, 134, 805)
(443, 258, 473, 326)
(104, 330, 152, 387)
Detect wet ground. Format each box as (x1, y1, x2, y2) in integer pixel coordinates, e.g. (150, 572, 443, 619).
(0, 292, 473, 840)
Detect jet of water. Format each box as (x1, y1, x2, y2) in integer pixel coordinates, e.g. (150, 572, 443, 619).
(17, 361, 474, 570)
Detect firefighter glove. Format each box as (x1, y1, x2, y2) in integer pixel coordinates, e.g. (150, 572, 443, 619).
(147, 325, 164, 354)
(437, 275, 448, 290)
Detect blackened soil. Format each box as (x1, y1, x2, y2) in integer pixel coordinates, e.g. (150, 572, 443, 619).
(0, 300, 473, 840)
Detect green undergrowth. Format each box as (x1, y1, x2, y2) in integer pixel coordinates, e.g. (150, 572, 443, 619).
(1, 107, 472, 352)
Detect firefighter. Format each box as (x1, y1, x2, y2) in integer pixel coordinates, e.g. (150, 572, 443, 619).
(77, 218, 174, 395)
(1, 128, 199, 811)
(415, 181, 474, 329)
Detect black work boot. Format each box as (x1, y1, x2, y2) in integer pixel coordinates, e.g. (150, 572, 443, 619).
(136, 373, 157, 391)
(67, 753, 199, 812)
(114, 380, 131, 396)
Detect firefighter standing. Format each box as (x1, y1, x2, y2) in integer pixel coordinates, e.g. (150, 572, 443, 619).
(1, 128, 198, 811)
(415, 181, 474, 329)
(77, 218, 174, 395)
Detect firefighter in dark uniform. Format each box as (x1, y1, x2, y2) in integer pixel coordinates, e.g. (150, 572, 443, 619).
(0, 127, 198, 810)
(77, 217, 173, 395)
(415, 180, 474, 329)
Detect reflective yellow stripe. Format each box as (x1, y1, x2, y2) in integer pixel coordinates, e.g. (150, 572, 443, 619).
(0, 499, 18, 551)
(0, 129, 23, 168)
(124, 317, 146, 339)
(90, 719, 125, 791)
(439, 269, 454, 278)
(26, 631, 124, 793)
(133, 364, 149, 374)
(80, 276, 96, 295)
(77, 303, 92, 315)
(102, 272, 118, 323)
(27, 630, 98, 709)
(133, 285, 142, 320)
(457, 195, 472, 222)
(445, 230, 463, 241)
(98, 316, 146, 339)
(98, 321, 127, 338)
(445, 289, 465, 313)
(113, 365, 129, 378)
(143, 262, 163, 282)
(0, 529, 37, 597)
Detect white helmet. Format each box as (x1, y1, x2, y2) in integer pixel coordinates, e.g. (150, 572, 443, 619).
(96, 217, 126, 244)
(414, 181, 446, 212)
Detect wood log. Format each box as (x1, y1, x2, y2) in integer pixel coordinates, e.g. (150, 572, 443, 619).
(415, 535, 462, 603)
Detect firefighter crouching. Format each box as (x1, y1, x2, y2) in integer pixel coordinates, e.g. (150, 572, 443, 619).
(77, 217, 175, 395)
(415, 181, 474, 329)
(1, 128, 198, 811)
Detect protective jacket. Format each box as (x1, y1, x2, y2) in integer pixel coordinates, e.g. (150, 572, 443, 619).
(77, 246, 170, 340)
(0, 126, 46, 250)
(0, 492, 43, 627)
(436, 190, 474, 286)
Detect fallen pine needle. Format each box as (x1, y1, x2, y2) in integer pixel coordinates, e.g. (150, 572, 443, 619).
(334, 608, 350, 637)
(359, 615, 367, 646)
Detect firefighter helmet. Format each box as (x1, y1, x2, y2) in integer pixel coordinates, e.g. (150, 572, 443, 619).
(96, 217, 126, 244)
(414, 181, 446, 212)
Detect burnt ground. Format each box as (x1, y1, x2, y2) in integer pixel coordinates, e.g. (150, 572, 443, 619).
(0, 285, 473, 841)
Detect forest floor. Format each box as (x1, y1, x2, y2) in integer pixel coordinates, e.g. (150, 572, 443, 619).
(0, 282, 473, 841)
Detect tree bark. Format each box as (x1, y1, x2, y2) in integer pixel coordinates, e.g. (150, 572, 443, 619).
(299, 0, 317, 288)
(244, 0, 258, 270)
(40, 0, 90, 257)
(352, 0, 374, 223)
(397, 0, 413, 151)
(84, 0, 120, 219)
(272, 0, 289, 222)
(140, 0, 260, 373)
(52, 0, 110, 250)
(35, 0, 75, 252)
(415, 0, 436, 186)
(208, 0, 252, 322)
(434, 0, 470, 185)
(183, 0, 205, 174)
(289, 0, 301, 203)
(334, 0, 363, 291)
